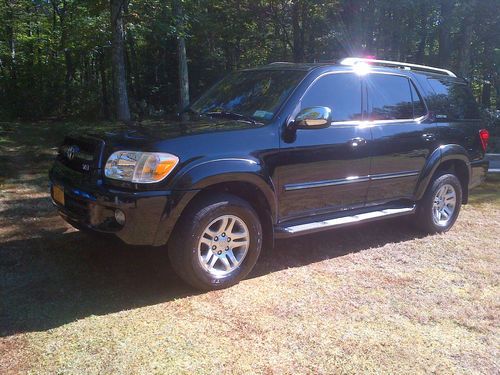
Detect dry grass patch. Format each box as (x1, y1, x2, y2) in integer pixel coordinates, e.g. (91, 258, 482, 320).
(0, 123, 499, 374)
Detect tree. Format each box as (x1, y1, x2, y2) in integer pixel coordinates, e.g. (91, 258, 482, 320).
(0, 0, 499, 120)
(172, 0, 190, 116)
(437, 0, 454, 67)
(110, 0, 131, 121)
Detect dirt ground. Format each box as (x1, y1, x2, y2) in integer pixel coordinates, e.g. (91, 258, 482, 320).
(1, 122, 499, 374)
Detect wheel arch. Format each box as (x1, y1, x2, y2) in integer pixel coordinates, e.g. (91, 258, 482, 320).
(154, 159, 277, 247)
(415, 144, 471, 204)
(185, 181, 275, 250)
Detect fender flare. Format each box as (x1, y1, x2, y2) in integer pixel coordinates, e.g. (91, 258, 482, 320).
(153, 158, 278, 246)
(414, 144, 471, 200)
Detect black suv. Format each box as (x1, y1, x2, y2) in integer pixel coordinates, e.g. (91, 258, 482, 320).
(49, 58, 490, 290)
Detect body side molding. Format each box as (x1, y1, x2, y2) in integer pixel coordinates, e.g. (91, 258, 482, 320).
(284, 171, 419, 192)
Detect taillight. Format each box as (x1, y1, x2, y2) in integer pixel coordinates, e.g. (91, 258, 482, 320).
(479, 129, 489, 152)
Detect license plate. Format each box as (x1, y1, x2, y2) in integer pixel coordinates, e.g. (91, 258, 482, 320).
(52, 185, 65, 206)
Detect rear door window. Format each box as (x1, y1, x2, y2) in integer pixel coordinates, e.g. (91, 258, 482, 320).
(365, 74, 424, 121)
(427, 78, 480, 120)
(301, 73, 362, 122)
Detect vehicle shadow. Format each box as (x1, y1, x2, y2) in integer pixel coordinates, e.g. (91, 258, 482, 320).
(0, 228, 195, 336)
(0, 205, 424, 337)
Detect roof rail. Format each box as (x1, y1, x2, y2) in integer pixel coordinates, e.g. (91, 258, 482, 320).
(340, 57, 457, 78)
(268, 61, 295, 65)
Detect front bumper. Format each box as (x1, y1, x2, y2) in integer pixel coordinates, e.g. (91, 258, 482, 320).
(49, 163, 197, 246)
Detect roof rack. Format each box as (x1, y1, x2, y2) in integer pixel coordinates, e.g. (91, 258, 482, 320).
(340, 57, 457, 77)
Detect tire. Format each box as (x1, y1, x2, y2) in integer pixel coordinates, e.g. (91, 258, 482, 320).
(168, 193, 263, 291)
(415, 172, 462, 234)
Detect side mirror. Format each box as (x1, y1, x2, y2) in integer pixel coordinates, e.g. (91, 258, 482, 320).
(292, 106, 332, 129)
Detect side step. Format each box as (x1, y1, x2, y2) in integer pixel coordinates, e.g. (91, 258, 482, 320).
(275, 206, 416, 238)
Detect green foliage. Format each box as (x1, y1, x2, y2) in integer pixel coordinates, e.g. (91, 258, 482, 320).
(0, 0, 499, 120)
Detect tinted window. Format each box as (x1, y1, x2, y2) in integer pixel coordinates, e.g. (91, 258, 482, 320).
(191, 70, 306, 121)
(410, 82, 427, 118)
(365, 74, 415, 120)
(427, 78, 480, 120)
(301, 73, 362, 122)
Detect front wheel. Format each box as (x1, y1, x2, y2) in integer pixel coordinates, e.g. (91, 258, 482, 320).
(168, 193, 263, 291)
(415, 173, 462, 234)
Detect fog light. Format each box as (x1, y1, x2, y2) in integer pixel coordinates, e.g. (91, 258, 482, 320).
(114, 209, 126, 225)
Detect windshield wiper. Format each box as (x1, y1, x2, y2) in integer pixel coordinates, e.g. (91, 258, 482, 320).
(202, 111, 262, 125)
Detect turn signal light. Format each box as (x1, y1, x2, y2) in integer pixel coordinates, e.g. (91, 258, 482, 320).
(105, 151, 179, 183)
(479, 129, 489, 152)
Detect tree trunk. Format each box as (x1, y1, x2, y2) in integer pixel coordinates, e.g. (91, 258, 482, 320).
(438, 0, 453, 67)
(64, 49, 74, 110)
(390, 10, 401, 60)
(61, 2, 73, 111)
(302, 2, 314, 61)
(292, 1, 303, 63)
(455, 1, 476, 77)
(3, 0, 17, 116)
(124, 1, 141, 99)
(173, 0, 190, 116)
(415, 2, 428, 64)
(110, 0, 131, 122)
(50, 0, 74, 113)
(5, 0, 17, 81)
(98, 47, 110, 119)
(481, 33, 495, 108)
(401, 4, 415, 61)
(349, 0, 363, 56)
(365, 0, 376, 53)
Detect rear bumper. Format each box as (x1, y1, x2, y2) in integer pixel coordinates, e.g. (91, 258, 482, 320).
(49, 165, 198, 246)
(469, 159, 489, 189)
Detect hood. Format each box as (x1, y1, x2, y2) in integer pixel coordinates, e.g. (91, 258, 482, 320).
(64, 116, 274, 169)
(81, 117, 258, 145)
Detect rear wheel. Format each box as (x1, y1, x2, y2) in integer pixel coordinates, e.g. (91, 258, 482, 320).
(415, 173, 462, 233)
(168, 193, 263, 291)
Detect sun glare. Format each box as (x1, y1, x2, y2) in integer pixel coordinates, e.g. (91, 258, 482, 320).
(352, 62, 371, 75)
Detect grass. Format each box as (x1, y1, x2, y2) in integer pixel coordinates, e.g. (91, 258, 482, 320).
(1, 122, 499, 374)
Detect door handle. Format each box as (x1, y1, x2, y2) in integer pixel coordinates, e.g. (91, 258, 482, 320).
(422, 133, 436, 142)
(349, 137, 367, 147)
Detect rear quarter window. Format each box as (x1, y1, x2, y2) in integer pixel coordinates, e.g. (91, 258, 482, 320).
(427, 78, 480, 120)
(364, 74, 427, 121)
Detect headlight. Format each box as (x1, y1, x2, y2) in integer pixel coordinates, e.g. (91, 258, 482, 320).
(104, 151, 179, 183)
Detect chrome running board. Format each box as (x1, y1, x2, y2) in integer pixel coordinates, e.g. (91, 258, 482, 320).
(276, 206, 416, 237)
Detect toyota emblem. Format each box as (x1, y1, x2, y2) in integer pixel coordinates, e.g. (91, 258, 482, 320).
(66, 145, 80, 160)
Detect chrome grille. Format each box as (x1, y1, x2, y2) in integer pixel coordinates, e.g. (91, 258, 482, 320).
(57, 136, 104, 174)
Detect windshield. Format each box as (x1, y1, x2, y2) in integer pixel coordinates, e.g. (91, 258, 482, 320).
(191, 69, 306, 122)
